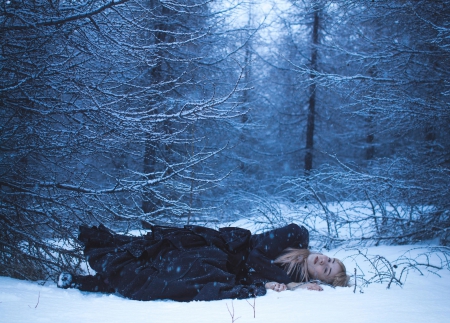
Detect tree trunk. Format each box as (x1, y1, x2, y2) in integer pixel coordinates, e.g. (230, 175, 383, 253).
(304, 9, 320, 173)
(141, 2, 172, 215)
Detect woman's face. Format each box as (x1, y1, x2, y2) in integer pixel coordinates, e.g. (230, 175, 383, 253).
(306, 253, 342, 284)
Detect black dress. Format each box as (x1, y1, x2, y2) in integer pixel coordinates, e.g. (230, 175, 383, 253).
(74, 223, 309, 301)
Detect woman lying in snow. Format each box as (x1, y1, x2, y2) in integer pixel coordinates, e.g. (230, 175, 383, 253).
(57, 223, 350, 301)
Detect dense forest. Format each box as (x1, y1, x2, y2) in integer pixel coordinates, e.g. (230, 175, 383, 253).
(1, 0, 449, 281)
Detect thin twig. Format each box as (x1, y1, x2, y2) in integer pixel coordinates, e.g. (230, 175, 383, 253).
(226, 300, 240, 323)
(245, 297, 256, 318)
(28, 291, 40, 309)
(35, 291, 40, 308)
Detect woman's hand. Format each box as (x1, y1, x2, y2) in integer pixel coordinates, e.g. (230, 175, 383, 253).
(265, 282, 287, 292)
(286, 282, 323, 291)
(305, 282, 323, 291)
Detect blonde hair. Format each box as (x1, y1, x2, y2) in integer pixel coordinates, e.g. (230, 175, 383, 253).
(274, 248, 350, 287)
(274, 248, 311, 282)
(332, 258, 350, 287)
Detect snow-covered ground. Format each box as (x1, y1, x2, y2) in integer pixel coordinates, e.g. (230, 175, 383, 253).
(2, 243, 449, 323)
(1, 211, 450, 323)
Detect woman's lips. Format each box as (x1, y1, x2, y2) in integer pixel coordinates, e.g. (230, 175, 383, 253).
(314, 256, 318, 265)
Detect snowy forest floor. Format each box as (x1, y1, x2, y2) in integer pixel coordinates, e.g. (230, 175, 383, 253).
(2, 215, 450, 323)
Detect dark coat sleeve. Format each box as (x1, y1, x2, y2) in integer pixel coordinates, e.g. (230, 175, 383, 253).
(245, 224, 309, 284)
(193, 281, 266, 301)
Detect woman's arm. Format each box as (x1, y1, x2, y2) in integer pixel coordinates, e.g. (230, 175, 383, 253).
(287, 282, 323, 291)
(265, 281, 323, 292)
(265, 281, 287, 292)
